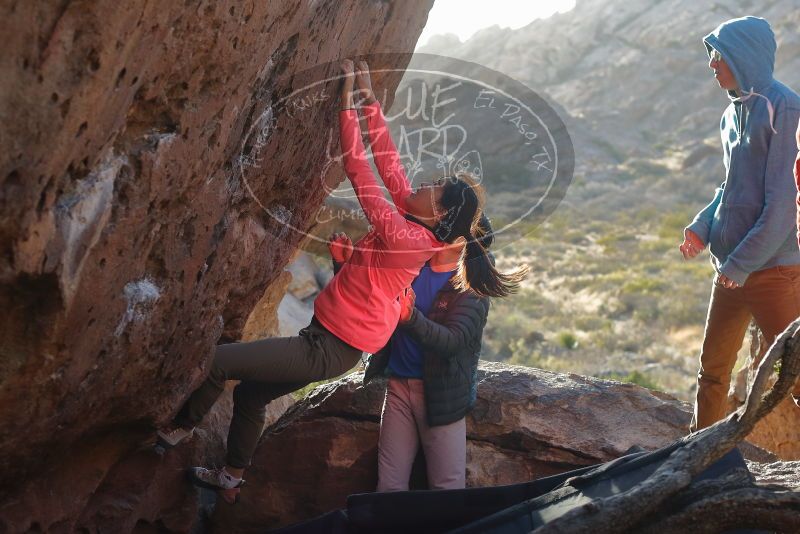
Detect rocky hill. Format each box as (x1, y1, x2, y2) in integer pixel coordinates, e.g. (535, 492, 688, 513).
(418, 0, 800, 217)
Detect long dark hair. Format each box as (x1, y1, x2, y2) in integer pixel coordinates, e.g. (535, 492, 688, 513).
(432, 175, 482, 244)
(433, 174, 527, 298)
(460, 217, 528, 298)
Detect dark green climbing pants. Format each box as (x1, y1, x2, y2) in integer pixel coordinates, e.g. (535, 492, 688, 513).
(174, 316, 363, 468)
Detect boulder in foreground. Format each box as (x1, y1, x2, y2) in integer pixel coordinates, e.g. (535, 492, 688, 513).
(214, 361, 693, 530)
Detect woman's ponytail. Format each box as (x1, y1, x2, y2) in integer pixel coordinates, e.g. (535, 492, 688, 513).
(433, 174, 528, 297)
(452, 215, 528, 298)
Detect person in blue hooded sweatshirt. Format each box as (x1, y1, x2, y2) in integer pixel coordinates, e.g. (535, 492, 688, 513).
(679, 16, 800, 431)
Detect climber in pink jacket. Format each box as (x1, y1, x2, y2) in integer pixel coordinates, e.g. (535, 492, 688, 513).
(155, 60, 518, 503)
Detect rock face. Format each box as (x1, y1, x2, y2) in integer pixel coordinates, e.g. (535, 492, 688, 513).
(731, 335, 800, 460)
(0, 1, 432, 531)
(0, 383, 231, 533)
(744, 398, 800, 460)
(214, 362, 692, 531)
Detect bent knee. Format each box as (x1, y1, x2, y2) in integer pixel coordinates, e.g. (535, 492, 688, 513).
(232, 383, 268, 416)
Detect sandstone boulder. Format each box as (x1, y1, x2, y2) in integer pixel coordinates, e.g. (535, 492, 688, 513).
(0, 0, 433, 530)
(730, 332, 800, 460)
(213, 361, 692, 530)
(739, 396, 800, 460)
(0, 385, 231, 533)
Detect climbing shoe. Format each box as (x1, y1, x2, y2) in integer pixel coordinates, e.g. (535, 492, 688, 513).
(187, 466, 244, 505)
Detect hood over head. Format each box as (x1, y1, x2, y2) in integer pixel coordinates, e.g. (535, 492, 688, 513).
(704, 16, 776, 96)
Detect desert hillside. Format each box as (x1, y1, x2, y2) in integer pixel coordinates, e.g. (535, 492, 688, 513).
(409, 0, 800, 399)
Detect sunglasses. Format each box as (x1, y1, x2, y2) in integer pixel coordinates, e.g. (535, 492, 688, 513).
(710, 49, 723, 63)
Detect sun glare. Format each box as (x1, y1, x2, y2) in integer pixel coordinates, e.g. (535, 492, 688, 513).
(416, 0, 577, 48)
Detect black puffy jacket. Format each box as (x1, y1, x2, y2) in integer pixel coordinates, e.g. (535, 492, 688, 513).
(364, 280, 490, 427)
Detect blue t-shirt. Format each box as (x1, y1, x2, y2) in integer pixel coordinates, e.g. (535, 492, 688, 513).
(388, 263, 455, 378)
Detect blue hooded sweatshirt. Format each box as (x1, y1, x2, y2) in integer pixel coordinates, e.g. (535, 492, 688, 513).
(687, 16, 800, 286)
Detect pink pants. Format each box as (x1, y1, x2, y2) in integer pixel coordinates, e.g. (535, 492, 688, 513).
(376, 377, 466, 492)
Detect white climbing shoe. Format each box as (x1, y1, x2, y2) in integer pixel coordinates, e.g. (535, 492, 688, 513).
(187, 466, 244, 504)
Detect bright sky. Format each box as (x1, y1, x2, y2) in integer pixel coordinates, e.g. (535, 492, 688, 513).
(416, 0, 577, 48)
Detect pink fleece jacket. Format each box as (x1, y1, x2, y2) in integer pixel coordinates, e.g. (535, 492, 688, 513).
(314, 102, 443, 353)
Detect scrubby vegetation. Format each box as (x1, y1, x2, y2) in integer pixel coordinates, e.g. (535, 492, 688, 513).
(485, 201, 752, 401)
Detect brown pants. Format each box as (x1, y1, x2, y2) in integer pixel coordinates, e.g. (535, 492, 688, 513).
(691, 265, 800, 431)
(377, 378, 467, 492)
(174, 318, 363, 468)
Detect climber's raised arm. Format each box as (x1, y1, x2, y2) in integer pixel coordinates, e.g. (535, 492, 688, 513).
(338, 59, 409, 239)
(355, 60, 413, 214)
